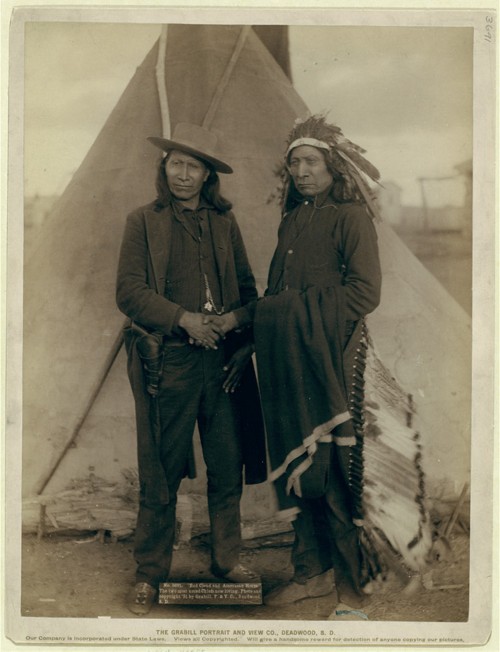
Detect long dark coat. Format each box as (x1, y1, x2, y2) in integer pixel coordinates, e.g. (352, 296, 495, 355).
(254, 194, 382, 515)
(116, 201, 267, 505)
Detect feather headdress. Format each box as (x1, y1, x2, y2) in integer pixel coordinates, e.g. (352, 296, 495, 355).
(276, 114, 382, 221)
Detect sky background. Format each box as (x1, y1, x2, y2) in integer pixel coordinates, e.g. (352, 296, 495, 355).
(24, 22, 473, 205)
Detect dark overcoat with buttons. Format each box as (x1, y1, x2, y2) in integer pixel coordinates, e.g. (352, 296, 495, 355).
(116, 201, 267, 505)
(266, 192, 381, 322)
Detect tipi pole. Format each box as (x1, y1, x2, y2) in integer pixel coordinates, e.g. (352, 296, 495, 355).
(155, 26, 171, 138)
(35, 323, 126, 495)
(202, 25, 251, 129)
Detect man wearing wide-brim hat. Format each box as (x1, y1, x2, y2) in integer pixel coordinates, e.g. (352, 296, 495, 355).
(116, 122, 266, 615)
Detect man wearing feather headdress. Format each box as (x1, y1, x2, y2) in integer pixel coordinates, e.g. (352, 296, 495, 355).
(254, 114, 382, 616)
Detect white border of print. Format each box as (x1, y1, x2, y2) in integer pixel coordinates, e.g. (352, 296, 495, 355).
(2, 1, 498, 652)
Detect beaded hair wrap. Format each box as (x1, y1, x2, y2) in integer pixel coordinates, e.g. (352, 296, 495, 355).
(280, 114, 382, 221)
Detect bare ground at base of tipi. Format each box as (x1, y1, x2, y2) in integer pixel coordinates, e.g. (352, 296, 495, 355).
(21, 531, 469, 622)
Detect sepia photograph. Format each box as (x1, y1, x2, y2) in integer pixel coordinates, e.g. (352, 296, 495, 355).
(3, 2, 497, 650)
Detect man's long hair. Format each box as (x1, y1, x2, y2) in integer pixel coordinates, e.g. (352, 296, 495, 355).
(154, 152, 233, 212)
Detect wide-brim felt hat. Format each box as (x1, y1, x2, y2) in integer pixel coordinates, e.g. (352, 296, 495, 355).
(148, 122, 233, 174)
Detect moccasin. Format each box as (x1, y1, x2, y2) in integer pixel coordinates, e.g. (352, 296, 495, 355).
(216, 563, 261, 583)
(264, 569, 334, 605)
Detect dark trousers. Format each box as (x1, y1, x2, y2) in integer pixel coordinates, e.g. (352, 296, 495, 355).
(291, 443, 363, 596)
(134, 343, 243, 587)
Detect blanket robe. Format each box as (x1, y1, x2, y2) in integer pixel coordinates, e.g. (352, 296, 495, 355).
(254, 286, 365, 518)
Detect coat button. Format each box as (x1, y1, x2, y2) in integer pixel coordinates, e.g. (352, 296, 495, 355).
(287, 249, 293, 254)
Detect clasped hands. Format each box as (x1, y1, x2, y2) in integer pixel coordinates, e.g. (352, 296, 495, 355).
(178, 311, 238, 350)
(178, 310, 253, 392)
